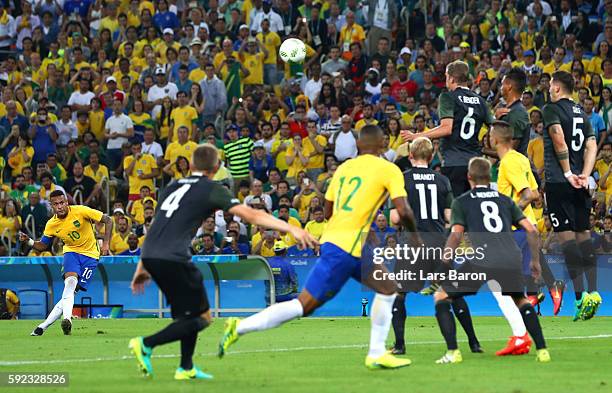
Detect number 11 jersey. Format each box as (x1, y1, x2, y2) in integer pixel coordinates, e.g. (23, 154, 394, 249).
(404, 166, 453, 233)
(438, 87, 493, 167)
(142, 176, 240, 262)
(321, 154, 407, 258)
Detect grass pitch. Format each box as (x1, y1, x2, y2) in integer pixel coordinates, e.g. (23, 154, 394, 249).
(1, 317, 611, 393)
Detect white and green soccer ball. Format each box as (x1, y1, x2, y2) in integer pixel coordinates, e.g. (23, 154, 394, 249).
(279, 38, 306, 64)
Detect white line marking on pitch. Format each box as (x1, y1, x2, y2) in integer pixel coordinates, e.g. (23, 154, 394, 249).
(1, 334, 611, 366)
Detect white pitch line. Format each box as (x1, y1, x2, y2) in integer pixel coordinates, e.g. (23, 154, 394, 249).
(1, 334, 611, 366)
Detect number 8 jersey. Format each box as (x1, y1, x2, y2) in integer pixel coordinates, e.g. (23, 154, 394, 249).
(438, 87, 493, 167)
(542, 98, 594, 183)
(450, 186, 525, 268)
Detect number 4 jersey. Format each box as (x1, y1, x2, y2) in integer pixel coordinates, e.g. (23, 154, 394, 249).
(142, 175, 240, 262)
(542, 98, 594, 184)
(321, 154, 407, 257)
(438, 87, 493, 167)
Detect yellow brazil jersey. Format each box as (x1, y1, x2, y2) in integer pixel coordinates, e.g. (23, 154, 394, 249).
(88, 110, 106, 141)
(43, 205, 104, 259)
(7, 146, 34, 177)
(84, 164, 110, 183)
(112, 69, 140, 87)
(130, 198, 158, 225)
(305, 219, 327, 240)
(165, 140, 198, 165)
(285, 144, 308, 178)
(170, 105, 198, 142)
(123, 154, 158, 195)
(497, 150, 538, 225)
(156, 41, 181, 64)
(527, 136, 544, 173)
(320, 154, 407, 257)
(0, 215, 22, 242)
(251, 232, 276, 257)
(271, 137, 293, 172)
(242, 52, 265, 85)
(257, 31, 281, 65)
(189, 68, 206, 83)
(303, 134, 326, 170)
(595, 159, 612, 195)
(541, 61, 571, 75)
(213, 51, 239, 80)
(110, 232, 129, 255)
(355, 118, 378, 132)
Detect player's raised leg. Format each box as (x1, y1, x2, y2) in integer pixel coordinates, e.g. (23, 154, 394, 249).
(219, 242, 346, 357)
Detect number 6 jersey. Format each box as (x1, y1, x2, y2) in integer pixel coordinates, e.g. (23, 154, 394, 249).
(542, 98, 594, 184)
(438, 87, 493, 167)
(142, 176, 240, 262)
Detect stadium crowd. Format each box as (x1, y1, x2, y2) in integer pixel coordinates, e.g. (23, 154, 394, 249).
(1, 0, 612, 257)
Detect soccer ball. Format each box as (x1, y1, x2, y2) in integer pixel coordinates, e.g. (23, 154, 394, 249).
(279, 38, 306, 64)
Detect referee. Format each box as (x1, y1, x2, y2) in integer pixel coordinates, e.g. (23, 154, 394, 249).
(129, 144, 316, 380)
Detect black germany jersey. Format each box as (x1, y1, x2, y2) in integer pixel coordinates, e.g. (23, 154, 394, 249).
(142, 176, 240, 262)
(451, 186, 525, 268)
(501, 100, 530, 156)
(404, 166, 452, 233)
(438, 88, 493, 167)
(542, 98, 594, 183)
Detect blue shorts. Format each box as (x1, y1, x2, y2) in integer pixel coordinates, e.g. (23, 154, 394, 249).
(63, 252, 99, 291)
(304, 243, 362, 303)
(513, 230, 532, 276)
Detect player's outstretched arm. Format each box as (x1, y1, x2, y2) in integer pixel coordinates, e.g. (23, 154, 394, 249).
(400, 118, 453, 142)
(229, 204, 318, 249)
(18, 231, 50, 252)
(548, 124, 581, 188)
(99, 214, 113, 256)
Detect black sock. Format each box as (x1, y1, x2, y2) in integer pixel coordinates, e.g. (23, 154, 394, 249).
(180, 332, 198, 370)
(451, 297, 479, 347)
(578, 240, 597, 293)
(435, 300, 457, 350)
(525, 275, 539, 296)
(539, 250, 556, 289)
(519, 303, 546, 350)
(391, 295, 406, 348)
(143, 317, 207, 349)
(562, 240, 584, 300)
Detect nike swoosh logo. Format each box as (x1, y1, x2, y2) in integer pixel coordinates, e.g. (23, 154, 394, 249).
(56, 230, 61, 233)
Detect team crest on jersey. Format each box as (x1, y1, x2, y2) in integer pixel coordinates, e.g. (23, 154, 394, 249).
(73, 220, 80, 228)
